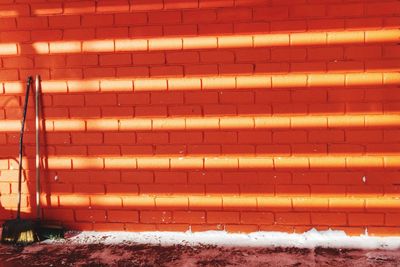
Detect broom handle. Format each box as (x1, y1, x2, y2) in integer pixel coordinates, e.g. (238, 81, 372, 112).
(35, 75, 41, 220)
(17, 76, 32, 220)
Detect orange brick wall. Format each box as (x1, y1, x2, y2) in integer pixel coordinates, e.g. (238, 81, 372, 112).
(0, 0, 400, 236)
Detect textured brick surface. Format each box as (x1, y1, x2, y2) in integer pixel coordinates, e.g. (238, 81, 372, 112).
(0, 0, 399, 236)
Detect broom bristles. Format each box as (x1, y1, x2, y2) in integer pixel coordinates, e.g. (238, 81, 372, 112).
(1, 219, 39, 245)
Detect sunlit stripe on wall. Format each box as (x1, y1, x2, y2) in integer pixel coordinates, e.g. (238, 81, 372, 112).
(2, 72, 399, 93)
(1, 115, 399, 132)
(28, 195, 400, 210)
(0, 29, 398, 56)
(40, 155, 400, 170)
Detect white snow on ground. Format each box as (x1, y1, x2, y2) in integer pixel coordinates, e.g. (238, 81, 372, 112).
(43, 228, 400, 250)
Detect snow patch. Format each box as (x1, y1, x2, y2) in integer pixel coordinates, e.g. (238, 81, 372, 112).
(43, 228, 400, 250)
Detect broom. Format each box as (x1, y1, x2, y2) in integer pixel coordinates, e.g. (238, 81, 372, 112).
(1, 76, 40, 245)
(34, 75, 65, 240)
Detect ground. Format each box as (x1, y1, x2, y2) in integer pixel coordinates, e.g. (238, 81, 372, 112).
(1, 230, 400, 266)
(1, 239, 400, 266)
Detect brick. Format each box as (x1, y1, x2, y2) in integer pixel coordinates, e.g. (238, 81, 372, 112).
(309, 130, 344, 143)
(204, 157, 238, 169)
(134, 79, 167, 91)
(218, 35, 253, 48)
(74, 183, 105, 194)
(345, 46, 381, 60)
(272, 74, 307, 88)
(137, 157, 169, 169)
(35, 55, 65, 68)
(71, 133, 103, 145)
(148, 11, 181, 24)
(386, 213, 400, 226)
(239, 157, 274, 170)
(58, 194, 90, 207)
(346, 73, 383, 87)
(64, 1, 95, 14)
(123, 196, 155, 209)
(31, 3, 62, 15)
(53, 95, 84, 107)
(200, 51, 234, 63)
(44, 209, 74, 222)
(202, 77, 235, 90)
(292, 198, 329, 211)
(99, 54, 131, 66)
(329, 198, 365, 211)
(149, 38, 182, 51)
(199, 0, 234, 8)
(254, 6, 288, 20)
(166, 51, 199, 64)
(85, 94, 117, 106)
(82, 40, 114, 53)
(273, 131, 307, 144)
(308, 74, 345, 87)
(155, 197, 188, 209)
(170, 157, 203, 170)
(217, 8, 252, 22)
(219, 64, 254, 75)
(0, 18, 15, 31)
(309, 157, 346, 169)
(207, 211, 239, 223)
(366, 198, 400, 212)
(140, 211, 172, 223)
(349, 213, 384, 226)
(130, 25, 163, 37)
(235, 49, 270, 63)
(183, 10, 216, 23)
(91, 196, 122, 207)
(365, 29, 400, 43)
(104, 132, 136, 145)
(115, 13, 148, 25)
(276, 213, 310, 225)
(271, 48, 306, 61)
(117, 67, 149, 77)
(115, 39, 147, 52)
(76, 210, 107, 222)
(104, 158, 137, 169)
(132, 53, 164, 65)
(84, 68, 115, 78)
(82, 14, 113, 27)
(17, 17, 48, 29)
(108, 210, 138, 223)
(89, 171, 120, 183)
(293, 172, 328, 184)
(125, 224, 156, 232)
(173, 211, 205, 224)
(290, 4, 326, 18)
(98, 27, 129, 39)
(328, 3, 364, 17)
(274, 157, 309, 170)
(64, 29, 95, 40)
(183, 36, 217, 50)
(0, 30, 30, 42)
(366, 1, 400, 16)
(97, 0, 129, 13)
(164, 24, 197, 36)
(189, 172, 221, 184)
(185, 64, 218, 76)
(290, 32, 326, 46)
(49, 15, 80, 28)
(223, 196, 257, 210)
(241, 212, 273, 224)
(100, 80, 133, 92)
(311, 213, 347, 226)
(150, 66, 183, 77)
